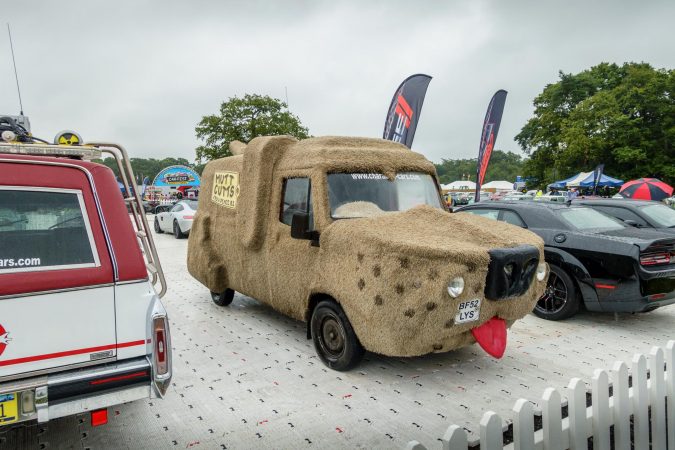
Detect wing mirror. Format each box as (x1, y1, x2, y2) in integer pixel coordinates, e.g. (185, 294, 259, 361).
(291, 212, 320, 244)
(623, 219, 640, 227)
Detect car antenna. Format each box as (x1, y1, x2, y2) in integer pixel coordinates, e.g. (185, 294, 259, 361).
(7, 23, 25, 116)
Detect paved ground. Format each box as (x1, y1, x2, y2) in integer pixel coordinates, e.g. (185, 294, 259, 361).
(2, 219, 675, 449)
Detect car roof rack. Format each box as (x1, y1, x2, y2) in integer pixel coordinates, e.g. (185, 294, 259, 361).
(0, 140, 167, 299)
(88, 142, 167, 299)
(0, 141, 102, 159)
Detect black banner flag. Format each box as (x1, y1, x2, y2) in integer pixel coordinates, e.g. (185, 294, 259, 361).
(475, 90, 508, 202)
(592, 163, 605, 195)
(383, 74, 432, 148)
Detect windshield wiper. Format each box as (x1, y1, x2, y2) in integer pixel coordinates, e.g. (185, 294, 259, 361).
(0, 218, 27, 228)
(48, 216, 83, 229)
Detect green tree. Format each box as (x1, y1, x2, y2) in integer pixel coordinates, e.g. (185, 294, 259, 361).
(516, 62, 675, 186)
(195, 94, 310, 161)
(435, 150, 525, 185)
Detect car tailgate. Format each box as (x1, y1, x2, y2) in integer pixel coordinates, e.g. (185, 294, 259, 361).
(0, 287, 117, 378)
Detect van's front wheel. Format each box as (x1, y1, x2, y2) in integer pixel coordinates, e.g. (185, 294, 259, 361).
(211, 289, 234, 306)
(311, 300, 364, 371)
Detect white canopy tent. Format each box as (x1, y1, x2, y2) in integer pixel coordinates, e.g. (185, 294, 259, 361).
(481, 180, 514, 191)
(564, 171, 593, 187)
(442, 180, 476, 190)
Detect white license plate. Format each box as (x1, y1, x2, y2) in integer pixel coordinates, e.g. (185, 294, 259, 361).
(455, 298, 481, 324)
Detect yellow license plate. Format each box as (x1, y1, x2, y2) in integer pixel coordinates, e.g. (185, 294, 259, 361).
(0, 393, 18, 426)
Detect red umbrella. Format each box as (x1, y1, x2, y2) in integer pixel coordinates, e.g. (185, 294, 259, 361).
(619, 178, 673, 201)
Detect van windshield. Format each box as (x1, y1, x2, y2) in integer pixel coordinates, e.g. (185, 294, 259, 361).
(327, 172, 442, 219)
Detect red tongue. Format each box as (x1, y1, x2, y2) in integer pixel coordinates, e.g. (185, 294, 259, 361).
(471, 317, 507, 358)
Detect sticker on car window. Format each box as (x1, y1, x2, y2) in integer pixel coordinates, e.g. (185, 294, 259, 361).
(212, 171, 240, 209)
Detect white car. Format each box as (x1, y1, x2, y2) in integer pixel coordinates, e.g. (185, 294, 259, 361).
(154, 200, 198, 238)
(533, 194, 567, 203)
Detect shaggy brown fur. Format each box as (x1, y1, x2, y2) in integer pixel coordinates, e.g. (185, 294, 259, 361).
(315, 206, 544, 356)
(188, 135, 547, 357)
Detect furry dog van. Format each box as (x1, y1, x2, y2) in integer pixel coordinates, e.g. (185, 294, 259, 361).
(187, 136, 547, 370)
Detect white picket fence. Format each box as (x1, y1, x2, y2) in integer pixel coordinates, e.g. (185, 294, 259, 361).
(407, 340, 674, 450)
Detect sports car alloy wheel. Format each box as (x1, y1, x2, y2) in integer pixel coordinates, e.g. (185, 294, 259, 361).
(174, 221, 186, 239)
(538, 272, 567, 313)
(533, 264, 579, 320)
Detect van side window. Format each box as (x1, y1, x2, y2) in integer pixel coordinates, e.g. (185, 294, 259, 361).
(280, 178, 313, 229)
(0, 188, 99, 274)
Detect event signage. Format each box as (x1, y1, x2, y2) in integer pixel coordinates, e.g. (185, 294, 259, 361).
(152, 165, 201, 187)
(475, 90, 507, 202)
(383, 74, 432, 148)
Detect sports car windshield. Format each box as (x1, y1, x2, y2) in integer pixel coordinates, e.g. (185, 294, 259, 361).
(328, 172, 442, 219)
(558, 207, 624, 231)
(640, 204, 675, 227)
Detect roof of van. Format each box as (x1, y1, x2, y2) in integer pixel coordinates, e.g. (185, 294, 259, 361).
(268, 136, 436, 174)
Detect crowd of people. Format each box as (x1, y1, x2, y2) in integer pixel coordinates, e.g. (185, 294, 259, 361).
(548, 185, 616, 200)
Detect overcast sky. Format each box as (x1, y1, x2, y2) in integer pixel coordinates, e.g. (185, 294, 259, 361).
(1, 1, 673, 163)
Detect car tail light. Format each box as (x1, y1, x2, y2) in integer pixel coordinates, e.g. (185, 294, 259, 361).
(153, 316, 169, 376)
(640, 252, 671, 266)
(183, 215, 194, 219)
(150, 302, 171, 397)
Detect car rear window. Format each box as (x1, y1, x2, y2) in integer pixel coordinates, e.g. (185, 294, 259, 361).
(558, 207, 624, 231)
(640, 204, 675, 228)
(0, 188, 99, 274)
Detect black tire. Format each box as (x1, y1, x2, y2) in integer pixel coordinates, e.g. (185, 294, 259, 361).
(533, 264, 580, 320)
(310, 300, 364, 371)
(173, 220, 186, 239)
(154, 217, 163, 233)
(211, 289, 234, 306)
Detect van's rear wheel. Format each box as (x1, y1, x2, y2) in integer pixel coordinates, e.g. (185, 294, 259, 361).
(211, 289, 234, 306)
(310, 300, 364, 371)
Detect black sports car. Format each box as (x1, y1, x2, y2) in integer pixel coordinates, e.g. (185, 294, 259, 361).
(574, 198, 675, 234)
(457, 202, 675, 320)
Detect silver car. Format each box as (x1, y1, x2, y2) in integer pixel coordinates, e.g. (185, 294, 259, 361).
(154, 200, 198, 238)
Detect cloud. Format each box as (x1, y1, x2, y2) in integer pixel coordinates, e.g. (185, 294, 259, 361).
(2, 0, 672, 163)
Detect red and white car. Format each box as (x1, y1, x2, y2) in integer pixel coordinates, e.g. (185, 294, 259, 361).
(0, 136, 171, 428)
